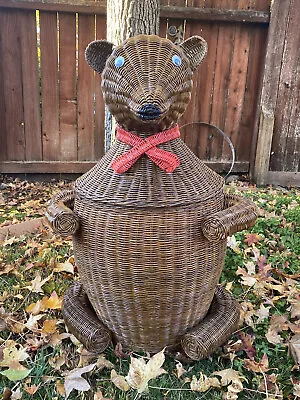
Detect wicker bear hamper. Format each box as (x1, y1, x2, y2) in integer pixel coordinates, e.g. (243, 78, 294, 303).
(46, 34, 258, 360)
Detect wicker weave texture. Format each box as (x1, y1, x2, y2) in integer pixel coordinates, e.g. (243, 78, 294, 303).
(73, 199, 226, 352)
(62, 281, 111, 352)
(182, 285, 240, 360)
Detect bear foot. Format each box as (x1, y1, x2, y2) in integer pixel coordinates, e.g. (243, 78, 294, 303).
(62, 281, 112, 353)
(181, 286, 240, 360)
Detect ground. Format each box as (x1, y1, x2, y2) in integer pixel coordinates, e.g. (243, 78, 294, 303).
(0, 176, 299, 400)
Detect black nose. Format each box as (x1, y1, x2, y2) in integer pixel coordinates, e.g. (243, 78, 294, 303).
(138, 104, 161, 121)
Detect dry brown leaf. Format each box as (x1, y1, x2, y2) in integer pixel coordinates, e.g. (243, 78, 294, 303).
(255, 303, 271, 323)
(24, 313, 44, 331)
(266, 314, 289, 345)
(213, 368, 246, 386)
(244, 354, 269, 373)
(24, 384, 39, 395)
(190, 372, 220, 392)
(49, 354, 66, 370)
(236, 267, 257, 287)
(56, 380, 66, 396)
(53, 260, 74, 274)
(293, 382, 300, 397)
(10, 387, 23, 400)
(126, 348, 167, 393)
(244, 233, 261, 246)
(96, 355, 115, 372)
(41, 291, 63, 310)
(289, 334, 300, 365)
(63, 363, 96, 399)
(174, 361, 187, 379)
(28, 272, 52, 293)
(42, 319, 58, 334)
(110, 369, 130, 392)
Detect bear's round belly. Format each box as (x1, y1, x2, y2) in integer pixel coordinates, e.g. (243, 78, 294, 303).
(73, 196, 226, 352)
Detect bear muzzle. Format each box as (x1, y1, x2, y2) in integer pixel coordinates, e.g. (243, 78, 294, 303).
(138, 103, 162, 121)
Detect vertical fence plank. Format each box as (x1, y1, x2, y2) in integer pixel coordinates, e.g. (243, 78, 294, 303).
(1, 10, 25, 161)
(59, 13, 77, 161)
(77, 14, 95, 161)
(210, 22, 235, 160)
(40, 11, 60, 161)
(0, 12, 7, 161)
(20, 10, 42, 161)
(253, 0, 291, 184)
(270, 0, 300, 171)
(241, 25, 268, 165)
(223, 24, 250, 160)
(95, 14, 106, 160)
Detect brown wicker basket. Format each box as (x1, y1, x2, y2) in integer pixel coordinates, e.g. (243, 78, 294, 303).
(47, 34, 258, 358)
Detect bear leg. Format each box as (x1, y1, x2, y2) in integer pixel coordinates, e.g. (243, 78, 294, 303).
(181, 286, 240, 360)
(62, 281, 112, 353)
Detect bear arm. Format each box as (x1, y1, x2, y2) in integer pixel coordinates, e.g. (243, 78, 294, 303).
(45, 188, 79, 236)
(201, 194, 258, 242)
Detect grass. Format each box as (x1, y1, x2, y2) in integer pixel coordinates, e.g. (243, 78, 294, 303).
(0, 177, 299, 399)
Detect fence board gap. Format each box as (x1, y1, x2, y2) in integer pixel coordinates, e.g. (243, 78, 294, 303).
(40, 11, 60, 161)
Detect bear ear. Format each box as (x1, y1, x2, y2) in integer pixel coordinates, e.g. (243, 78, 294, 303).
(85, 40, 114, 74)
(179, 36, 207, 71)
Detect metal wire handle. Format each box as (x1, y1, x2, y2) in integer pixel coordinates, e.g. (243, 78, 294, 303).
(179, 121, 235, 178)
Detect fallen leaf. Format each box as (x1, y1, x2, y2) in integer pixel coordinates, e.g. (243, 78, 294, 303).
(244, 354, 269, 373)
(0, 340, 30, 367)
(266, 314, 289, 345)
(227, 236, 241, 253)
(28, 272, 52, 293)
(56, 380, 66, 396)
(49, 354, 66, 370)
(213, 368, 247, 386)
(289, 334, 300, 365)
(174, 361, 187, 379)
(255, 304, 271, 323)
(293, 382, 300, 397)
(0, 361, 31, 381)
(10, 387, 23, 399)
(63, 363, 96, 399)
(24, 313, 44, 331)
(190, 372, 220, 392)
(42, 319, 58, 334)
(41, 291, 63, 310)
(53, 260, 74, 274)
(126, 348, 167, 393)
(236, 267, 257, 287)
(96, 355, 115, 372)
(236, 331, 256, 359)
(111, 369, 130, 391)
(24, 384, 39, 395)
(244, 233, 261, 246)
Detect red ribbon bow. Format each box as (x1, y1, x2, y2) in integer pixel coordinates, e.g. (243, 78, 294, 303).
(111, 125, 181, 174)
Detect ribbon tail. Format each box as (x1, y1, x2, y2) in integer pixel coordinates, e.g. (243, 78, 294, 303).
(111, 153, 141, 173)
(146, 148, 180, 173)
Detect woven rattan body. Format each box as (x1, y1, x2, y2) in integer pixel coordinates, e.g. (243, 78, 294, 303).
(47, 34, 258, 358)
(72, 138, 225, 351)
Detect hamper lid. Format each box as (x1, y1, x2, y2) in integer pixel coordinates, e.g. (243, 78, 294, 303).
(75, 138, 224, 208)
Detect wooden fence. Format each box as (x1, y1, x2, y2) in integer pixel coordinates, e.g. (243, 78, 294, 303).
(0, 0, 298, 185)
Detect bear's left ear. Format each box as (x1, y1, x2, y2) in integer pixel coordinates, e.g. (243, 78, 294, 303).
(85, 40, 114, 74)
(179, 36, 207, 71)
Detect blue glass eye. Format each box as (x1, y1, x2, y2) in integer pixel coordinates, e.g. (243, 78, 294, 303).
(172, 55, 182, 66)
(115, 56, 125, 68)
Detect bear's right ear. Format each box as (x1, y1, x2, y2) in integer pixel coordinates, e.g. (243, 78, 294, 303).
(85, 40, 114, 74)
